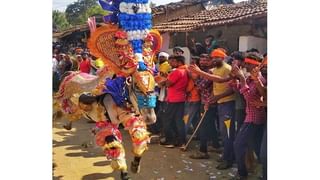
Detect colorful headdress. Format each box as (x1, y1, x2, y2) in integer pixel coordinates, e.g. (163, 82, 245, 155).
(87, 0, 162, 78)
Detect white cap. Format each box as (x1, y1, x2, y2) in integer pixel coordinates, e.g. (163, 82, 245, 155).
(158, 52, 169, 59)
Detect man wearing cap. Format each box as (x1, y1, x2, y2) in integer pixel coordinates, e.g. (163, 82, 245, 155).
(173, 46, 184, 56)
(158, 52, 171, 76)
(231, 53, 266, 180)
(149, 52, 171, 136)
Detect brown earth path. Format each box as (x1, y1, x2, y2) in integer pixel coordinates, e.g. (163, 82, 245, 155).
(53, 117, 260, 180)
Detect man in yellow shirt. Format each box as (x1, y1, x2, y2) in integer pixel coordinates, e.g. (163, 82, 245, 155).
(210, 49, 236, 170)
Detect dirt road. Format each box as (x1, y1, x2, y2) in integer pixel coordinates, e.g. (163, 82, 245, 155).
(53, 117, 260, 180)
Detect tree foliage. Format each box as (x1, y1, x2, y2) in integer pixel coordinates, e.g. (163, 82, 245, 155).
(85, 4, 108, 17)
(53, 10, 71, 32)
(80, 4, 108, 23)
(65, 0, 98, 25)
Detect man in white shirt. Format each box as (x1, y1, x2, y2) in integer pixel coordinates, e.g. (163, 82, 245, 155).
(52, 55, 59, 92)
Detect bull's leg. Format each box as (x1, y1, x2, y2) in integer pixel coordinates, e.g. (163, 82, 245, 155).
(123, 117, 150, 173)
(103, 136, 131, 180)
(102, 94, 149, 175)
(95, 120, 131, 180)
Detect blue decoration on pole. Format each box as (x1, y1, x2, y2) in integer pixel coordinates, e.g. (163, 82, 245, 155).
(123, 0, 149, 3)
(130, 39, 143, 53)
(118, 14, 152, 30)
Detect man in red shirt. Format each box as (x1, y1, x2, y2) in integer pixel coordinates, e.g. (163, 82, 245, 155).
(79, 53, 91, 74)
(159, 55, 188, 148)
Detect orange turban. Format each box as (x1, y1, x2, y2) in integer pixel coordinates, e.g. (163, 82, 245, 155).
(244, 58, 261, 65)
(211, 49, 227, 58)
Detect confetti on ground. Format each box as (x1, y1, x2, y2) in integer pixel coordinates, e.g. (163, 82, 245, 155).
(199, 163, 207, 168)
(231, 168, 238, 172)
(163, 155, 167, 158)
(170, 165, 174, 169)
(153, 170, 159, 174)
(228, 172, 235, 177)
(176, 170, 182, 174)
(209, 176, 217, 179)
(157, 178, 164, 180)
(217, 172, 222, 175)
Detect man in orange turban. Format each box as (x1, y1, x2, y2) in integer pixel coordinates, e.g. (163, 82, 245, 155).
(210, 48, 237, 170)
(210, 48, 227, 59)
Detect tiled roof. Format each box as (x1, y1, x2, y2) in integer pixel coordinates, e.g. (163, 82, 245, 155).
(153, 0, 267, 32)
(152, 0, 204, 16)
(53, 23, 105, 39)
(152, 0, 233, 17)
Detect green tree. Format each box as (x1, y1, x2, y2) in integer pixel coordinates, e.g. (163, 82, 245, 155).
(52, 10, 71, 32)
(65, 0, 98, 25)
(80, 4, 108, 23)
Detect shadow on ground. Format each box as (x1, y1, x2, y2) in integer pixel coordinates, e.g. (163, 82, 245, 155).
(82, 173, 114, 180)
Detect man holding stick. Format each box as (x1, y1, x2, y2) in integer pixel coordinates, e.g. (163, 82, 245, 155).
(188, 53, 233, 158)
(189, 49, 236, 170)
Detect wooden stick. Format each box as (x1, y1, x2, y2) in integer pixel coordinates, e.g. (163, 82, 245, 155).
(181, 110, 207, 151)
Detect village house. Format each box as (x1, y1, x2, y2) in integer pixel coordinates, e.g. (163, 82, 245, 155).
(53, 0, 267, 61)
(153, 0, 267, 58)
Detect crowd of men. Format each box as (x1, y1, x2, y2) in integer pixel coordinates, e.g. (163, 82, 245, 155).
(52, 43, 104, 92)
(52, 35, 267, 180)
(150, 35, 267, 180)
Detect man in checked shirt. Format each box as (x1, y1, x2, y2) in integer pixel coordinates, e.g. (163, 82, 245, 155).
(231, 52, 267, 180)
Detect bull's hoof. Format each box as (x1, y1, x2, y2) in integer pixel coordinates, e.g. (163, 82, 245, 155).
(63, 122, 72, 130)
(130, 161, 141, 173)
(120, 171, 131, 180)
